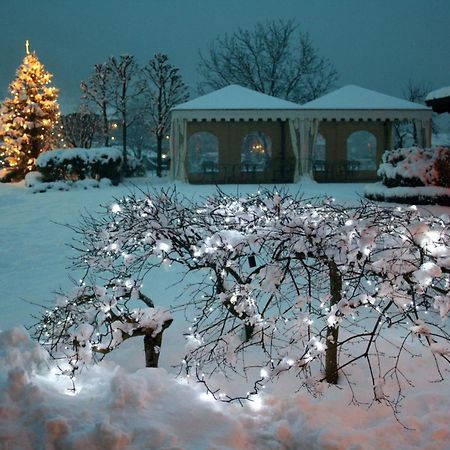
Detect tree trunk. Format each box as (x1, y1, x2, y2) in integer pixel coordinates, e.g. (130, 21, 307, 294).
(142, 316, 173, 368)
(326, 260, 341, 384)
(102, 102, 110, 147)
(122, 117, 128, 175)
(144, 331, 164, 368)
(156, 134, 163, 177)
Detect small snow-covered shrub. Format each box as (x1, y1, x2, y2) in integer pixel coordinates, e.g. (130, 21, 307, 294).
(86, 147, 123, 183)
(36, 147, 123, 185)
(24, 171, 44, 189)
(378, 146, 450, 188)
(126, 150, 147, 177)
(435, 148, 450, 187)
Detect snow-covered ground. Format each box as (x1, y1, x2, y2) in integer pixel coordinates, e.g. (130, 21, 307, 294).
(1, 177, 450, 450)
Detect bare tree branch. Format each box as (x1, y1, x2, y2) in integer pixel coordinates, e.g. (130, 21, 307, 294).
(198, 20, 337, 102)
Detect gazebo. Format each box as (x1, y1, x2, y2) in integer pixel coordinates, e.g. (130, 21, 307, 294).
(170, 85, 304, 184)
(425, 87, 450, 114)
(297, 85, 433, 182)
(170, 84, 432, 183)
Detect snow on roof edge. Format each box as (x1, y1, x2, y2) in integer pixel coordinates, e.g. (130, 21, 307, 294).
(300, 85, 431, 111)
(173, 85, 302, 111)
(426, 86, 450, 101)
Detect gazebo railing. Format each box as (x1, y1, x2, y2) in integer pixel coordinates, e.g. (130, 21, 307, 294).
(313, 159, 378, 182)
(187, 160, 295, 184)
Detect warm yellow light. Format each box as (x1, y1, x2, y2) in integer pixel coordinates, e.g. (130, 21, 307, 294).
(252, 142, 265, 154)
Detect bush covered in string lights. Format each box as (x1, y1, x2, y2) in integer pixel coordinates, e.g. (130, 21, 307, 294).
(34, 188, 450, 412)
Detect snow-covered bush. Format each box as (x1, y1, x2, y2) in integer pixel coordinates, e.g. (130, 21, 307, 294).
(125, 149, 147, 177)
(34, 188, 450, 412)
(377, 146, 450, 188)
(25, 171, 113, 193)
(36, 147, 123, 185)
(365, 146, 450, 205)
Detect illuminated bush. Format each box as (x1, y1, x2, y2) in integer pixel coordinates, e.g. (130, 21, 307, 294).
(34, 188, 450, 411)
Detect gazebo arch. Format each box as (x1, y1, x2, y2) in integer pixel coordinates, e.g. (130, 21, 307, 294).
(347, 130, 377, 171)
(187, 131, 219, 174)
(241, 131, 272, 172)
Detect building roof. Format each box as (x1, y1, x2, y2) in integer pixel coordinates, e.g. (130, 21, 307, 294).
(171, 85, 304, 121)
(426, 87, 450, 101)
(301, 85, 430, 110)
(173, 84, 302, 111)
(425, 87, 450, 114)
(171, 84, 432, 122)
(297, 85, 431, 121)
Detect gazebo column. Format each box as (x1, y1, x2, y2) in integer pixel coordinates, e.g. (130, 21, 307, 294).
(170, 117, 188, 182)
(288, 118, 301, 181)
(289, 118, 319, 181)
(413, 119, 431, 148)
(384, 120, 395, 152)
(413, 119, 432, 148)
(299, 119, 319, 178)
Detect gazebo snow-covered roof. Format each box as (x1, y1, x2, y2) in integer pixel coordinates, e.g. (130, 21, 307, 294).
(298, 85, 432, 121)
(172, 84, 303, 121)
(425, 86, 450, 114)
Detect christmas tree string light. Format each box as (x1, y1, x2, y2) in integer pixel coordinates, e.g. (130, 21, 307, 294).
(0, 40, 61, 182)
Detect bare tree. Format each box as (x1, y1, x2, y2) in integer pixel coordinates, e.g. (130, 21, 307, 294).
(80, 64, 112, 147)
(126, 108, 152, 159)
(107, 55, 145, 173)
(142, 53, 189, 177)
(61, 108, 101, 149)
(403, 79, 433, 104)
(34, 188, 450, 415)
(198, 20, 337, 103)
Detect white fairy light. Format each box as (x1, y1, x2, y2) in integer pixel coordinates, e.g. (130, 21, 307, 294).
(111, 203, 121, 213)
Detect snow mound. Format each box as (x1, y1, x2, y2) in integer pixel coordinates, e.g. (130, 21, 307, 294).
(1, 327, 450, 450)
(25, 170, 113, 193)
(364, 182, 450, 206)
(0, 327, 255, 449)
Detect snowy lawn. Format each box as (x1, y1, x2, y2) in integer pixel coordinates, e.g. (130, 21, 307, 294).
(1, 177, 450, 450)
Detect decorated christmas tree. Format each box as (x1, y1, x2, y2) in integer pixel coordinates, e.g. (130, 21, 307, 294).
(0, 41, 61, 181)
